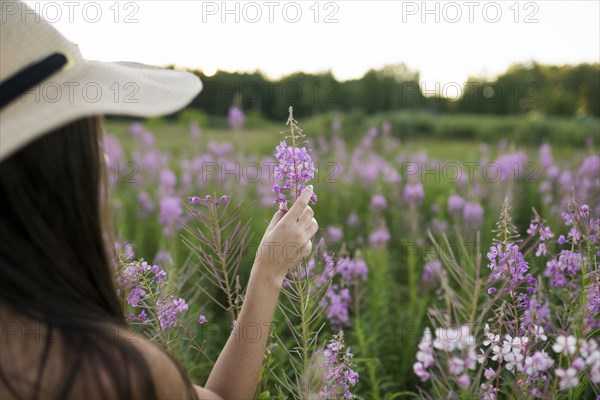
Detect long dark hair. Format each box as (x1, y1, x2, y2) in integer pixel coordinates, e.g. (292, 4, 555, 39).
(0, 117, 192, 398)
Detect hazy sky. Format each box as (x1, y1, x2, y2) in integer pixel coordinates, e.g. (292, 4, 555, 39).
(23, 1, 600, 87)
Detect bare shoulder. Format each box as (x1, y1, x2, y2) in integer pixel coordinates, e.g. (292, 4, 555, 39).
(125, 331, 197, 399)
(125, 331, 222, 400)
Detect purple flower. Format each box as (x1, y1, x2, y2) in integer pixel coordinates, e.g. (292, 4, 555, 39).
(585, 277, 600, 329)
(370, 194, 388, 210)
(140, 131, 155, 148)
(403, 183, 424, 205)
(323, 285, 352, 329)
(316, 251, 336, 286)
(580, 204, 590, 216)
(336, 256, 368, 284)
(113, 242, 135, 261)
(160, 169, 176, 190)
(188, 196, 201, 204)
(129, 122, 155, 148)
(115, 263, 142, 290)
(157, 297, 188, 331)
(130, 122, 144, 137)
(159, 197, 183, 236)
(413, 362, 430, 382)
(572, 358, 586, 371)
(347, 213, 359, 226)
(189, 121, 202, 139)
(456, 374, 470, 389)
(448, 357, 465, 375)
(524, 350, 554, 375)
(227, 105, 245, 130)
(137, 310, 147, 323)
(487, 243, 536, 306)
(428, 218, 448, 234)
(152, 268, 167, 283)
(132, 149, 169, 175)
(415, 328, 435, 367)
(557, 235, 567, 245)
(198, 314, 207, 325)
(556, 367, 579, 390)
(539, 226, 554, 241)
(272, 108, 317, 207)
(544, 250, 582, 288)
(320, 332, 358, 399)
(447, 194, 465, 216)
(422, 260, 442, 286)
(414, 327, 448, 383)
(368, 227, 390, 247)
(539, 143, 555, 170)
(138, 192, 154, 219)
(154, 250, 173, 267)
(215, 195, 229, 206)
(326, 226, 344, 243)
(463, 202, 484, 227)
(481, 384, 498, 400)
(576, 155, 599, 204)
(127, 286, 146, 307)
(207, 141, 234, 157)
(529, 215, 555, 256)
(494, 151, 528, 181)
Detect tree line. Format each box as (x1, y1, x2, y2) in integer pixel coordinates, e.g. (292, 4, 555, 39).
(177, 62, 599, 119)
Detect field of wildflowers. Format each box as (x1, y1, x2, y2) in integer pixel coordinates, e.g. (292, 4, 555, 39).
(107, 109, 599, 399)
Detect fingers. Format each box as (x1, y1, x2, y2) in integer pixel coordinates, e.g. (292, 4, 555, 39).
(301, 239, 313, 258)
(306, 217, 318, 238)
(266, 209, 285, 234)
(284, 187, 313, 222)
(298, 206, 314, 227)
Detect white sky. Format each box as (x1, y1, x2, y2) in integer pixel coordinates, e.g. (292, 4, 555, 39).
(23, 1, 600, 87)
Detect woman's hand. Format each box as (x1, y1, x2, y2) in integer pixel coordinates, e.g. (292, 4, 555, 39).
(253, 187, 318, 286)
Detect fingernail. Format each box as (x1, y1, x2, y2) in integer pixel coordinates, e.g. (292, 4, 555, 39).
(307, 185, 313, 191)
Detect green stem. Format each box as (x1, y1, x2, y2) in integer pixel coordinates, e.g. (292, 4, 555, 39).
(407, 244, 418, 306)
(212, 203, 237, 322)
(178, 321, 214, 365)
(143, 277, 171, 352)
(292, 267, 310, 398)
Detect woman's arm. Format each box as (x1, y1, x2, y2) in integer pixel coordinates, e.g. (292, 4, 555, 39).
(202, 187, 318, 400)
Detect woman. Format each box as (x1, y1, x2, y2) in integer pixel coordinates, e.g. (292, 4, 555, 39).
(0, 2, 318, 399)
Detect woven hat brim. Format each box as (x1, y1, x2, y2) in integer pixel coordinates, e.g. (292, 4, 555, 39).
(0, 58, 202, 160)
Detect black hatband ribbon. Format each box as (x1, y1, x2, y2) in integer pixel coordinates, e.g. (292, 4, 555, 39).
(0, 52, 68, 110)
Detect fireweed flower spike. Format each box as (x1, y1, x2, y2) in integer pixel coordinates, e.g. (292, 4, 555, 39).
(486, 198, 536, 305)
(227, 104, 245, 130)
(273, 106, 317, 209)
(188, 194, 229, 207)
(320, 332, 359, 399)
(115, 257, 210, 366)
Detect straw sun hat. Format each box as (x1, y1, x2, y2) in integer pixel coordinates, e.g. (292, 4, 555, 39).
(0, 0, 203, 161)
